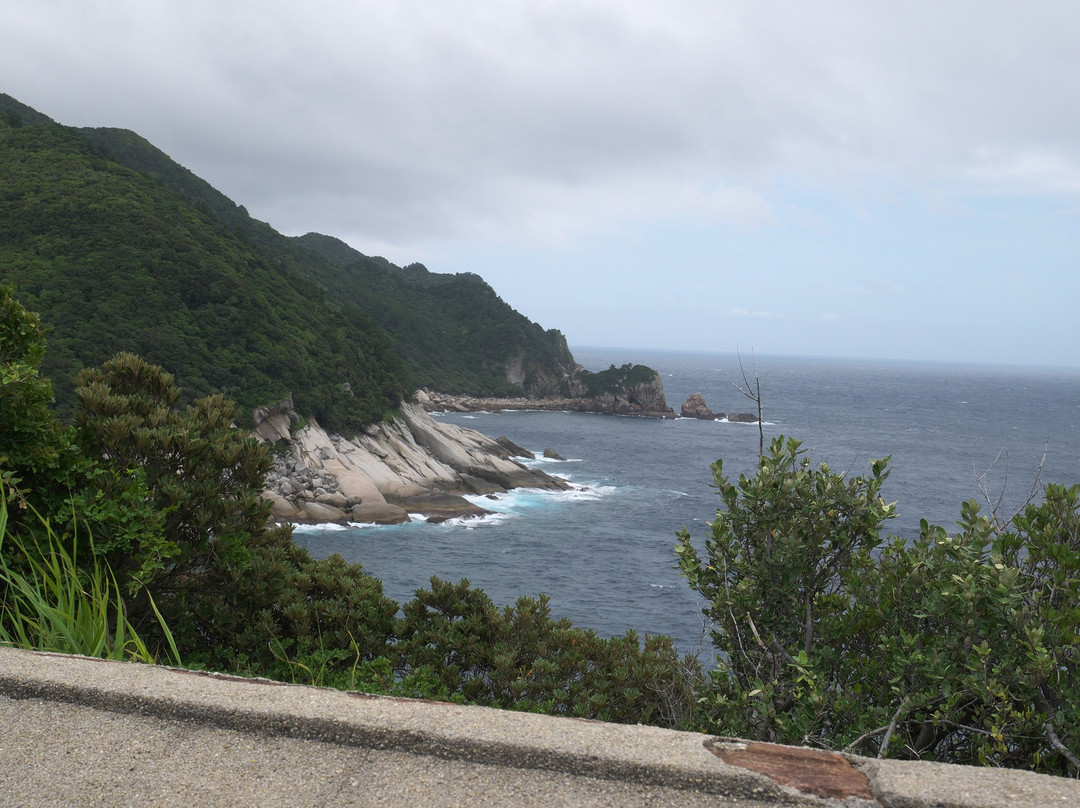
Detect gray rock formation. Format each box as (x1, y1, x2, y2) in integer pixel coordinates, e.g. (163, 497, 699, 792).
(726, 412, 759, 423)
(680, 393, 718, 420)
(259, 402, 569, 525)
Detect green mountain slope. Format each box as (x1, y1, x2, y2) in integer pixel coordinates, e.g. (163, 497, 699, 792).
(292, 233, 576, 396)
(78, 119, 578, 397)
(0, 97, 406, 432)
(0, 92, 664, 429)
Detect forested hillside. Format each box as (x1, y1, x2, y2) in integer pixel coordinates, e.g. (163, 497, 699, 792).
(76, 114, 578, 397)
(0, 93, 580, 431)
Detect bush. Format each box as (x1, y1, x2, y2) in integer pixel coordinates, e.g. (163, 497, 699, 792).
(393, 576, 701, 728)
(677, 436, 1080, 775)
(170, 525, 398, 681)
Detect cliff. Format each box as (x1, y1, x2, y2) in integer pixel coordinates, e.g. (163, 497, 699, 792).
(259, 402, 569, 525)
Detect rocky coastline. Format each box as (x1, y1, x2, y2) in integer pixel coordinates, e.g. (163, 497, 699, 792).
(255, 400, 570, 526)
(417, 388, 676, 419)
(255, 364, 684, 526)
(678, 392, 759, 422)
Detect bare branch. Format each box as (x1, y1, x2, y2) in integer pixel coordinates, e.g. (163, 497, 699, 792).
(1034, 691, 1080, 774)
(1043, 720, 1080, 774)
(730, 349, 766, 456)
(974, 442, 1047, 532)
(878, 697, 910, 758)
(841, 723, 890, 754)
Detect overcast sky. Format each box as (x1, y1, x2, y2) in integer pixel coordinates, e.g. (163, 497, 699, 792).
(4, 1, 1079, 367)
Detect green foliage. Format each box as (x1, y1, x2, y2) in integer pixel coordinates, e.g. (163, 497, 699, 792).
(72, 353, 272, 597)
(676, 436, 895, 743)
(289, 245, 577, 397)
(0, 285, 68, 513)
(393, 577, 701, 728)
(0, 492, 179, 665)
(678, 436, 1080, 776)
(578, 363, 659, 398)
(0, 113, 407, 432)
(169, 525, 398, 680)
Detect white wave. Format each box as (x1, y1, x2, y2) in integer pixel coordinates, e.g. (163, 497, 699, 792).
(288, 522, 350, 533)
(463, 481, 619, 514)
(439, 511, 513, 529)
(521, 455, 583, 466)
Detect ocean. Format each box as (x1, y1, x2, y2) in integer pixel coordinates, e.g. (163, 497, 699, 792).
(293, 349, 1080, 657)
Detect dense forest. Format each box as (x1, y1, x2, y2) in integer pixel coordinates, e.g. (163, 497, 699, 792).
(0, 93, 583, 433)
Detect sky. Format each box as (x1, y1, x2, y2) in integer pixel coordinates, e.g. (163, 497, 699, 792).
(3, 1, 1079, 367)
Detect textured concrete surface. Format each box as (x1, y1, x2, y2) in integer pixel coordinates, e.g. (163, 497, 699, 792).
(0, 647, 1077, 807)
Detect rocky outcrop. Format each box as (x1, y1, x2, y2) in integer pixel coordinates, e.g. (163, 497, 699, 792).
(680, 393, 718, 420)
(259, 402, 569, 525)
(727, 412, 759, 423)
(420, 390, 675, 418)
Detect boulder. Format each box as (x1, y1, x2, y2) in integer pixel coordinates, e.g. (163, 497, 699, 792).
(393, 489, 490, 522)
(543, 448, 566, 460)
(348, 502, 410, 525)
(496, 436, 534, 458)
(296, 501, 349, 524)
(263, 491, 299, 520)
(680, 393, 715, 420)
(315, 491, 348, 508)
(727, 412, 759, 423)
(251, 396, 296, 444)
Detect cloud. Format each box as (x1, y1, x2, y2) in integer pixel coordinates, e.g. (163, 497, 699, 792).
(730, 307, 783, 319)
(964, 148, 1080, 196)
(9, 0, 1080, 255)
(4, 1, 1080, 365)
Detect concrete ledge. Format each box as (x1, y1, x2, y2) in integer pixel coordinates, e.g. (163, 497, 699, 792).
(1, 647, 1077, 807)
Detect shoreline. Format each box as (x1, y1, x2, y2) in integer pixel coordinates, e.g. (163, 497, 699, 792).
(259, 401, 571, 527)
(416, 389, 677, 420)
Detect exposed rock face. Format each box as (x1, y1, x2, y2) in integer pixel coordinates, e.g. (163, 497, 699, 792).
(259, 402, 569, 525)
(680, 393, 717, 420)
(252, 396, 298, 443)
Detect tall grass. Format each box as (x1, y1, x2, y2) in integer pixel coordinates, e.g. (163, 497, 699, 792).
(0, 493, 180, 665)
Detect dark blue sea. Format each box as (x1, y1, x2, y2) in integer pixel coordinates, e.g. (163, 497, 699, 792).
(293, 349, 1080, 656)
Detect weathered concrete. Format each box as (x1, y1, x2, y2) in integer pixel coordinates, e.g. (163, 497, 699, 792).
(0, 647, 1077, 807)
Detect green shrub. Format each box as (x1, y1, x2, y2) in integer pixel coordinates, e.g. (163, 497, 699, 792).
(0, 492, 179, 665)
(394, 577, 701, 728)
(170, 525, 397, 681)
(678, 435, 1080, 775)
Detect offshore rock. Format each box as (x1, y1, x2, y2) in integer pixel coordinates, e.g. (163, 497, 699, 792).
(259, 402, 569, 525)
(727, 412, 760, 423)
(680, 393, 717, 420)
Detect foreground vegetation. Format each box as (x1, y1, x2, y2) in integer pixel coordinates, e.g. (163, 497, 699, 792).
(0, 287, 699, 727)
(678, 437, 1080, 775)
(6, 79, 1074, 778)
(3, 289, 1079, 773)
